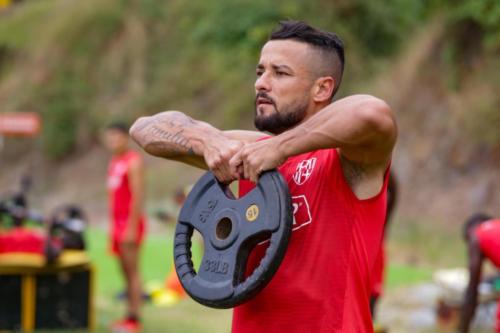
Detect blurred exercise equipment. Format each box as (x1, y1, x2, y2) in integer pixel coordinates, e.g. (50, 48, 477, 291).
(0, 176, 94, 332)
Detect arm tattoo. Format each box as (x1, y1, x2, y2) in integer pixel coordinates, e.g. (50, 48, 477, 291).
(135, 113, 198, 156)
(148, 125, 192, 152)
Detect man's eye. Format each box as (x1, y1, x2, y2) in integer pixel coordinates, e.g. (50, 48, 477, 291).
(276, 71, 287, 76)
(256, 71, 263, 76)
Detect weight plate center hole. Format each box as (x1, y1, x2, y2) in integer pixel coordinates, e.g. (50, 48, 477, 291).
(216, 217, 232, 240)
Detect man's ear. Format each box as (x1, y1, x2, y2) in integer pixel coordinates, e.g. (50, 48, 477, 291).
(312, 77, 335, 103)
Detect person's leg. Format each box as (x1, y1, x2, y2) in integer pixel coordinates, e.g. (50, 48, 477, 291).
(120, 242, 142, 321)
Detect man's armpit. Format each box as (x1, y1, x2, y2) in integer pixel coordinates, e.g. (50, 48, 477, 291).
(339, 153, 366, 189)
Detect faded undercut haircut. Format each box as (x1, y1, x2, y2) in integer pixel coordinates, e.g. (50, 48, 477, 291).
(270, 20, 345, 100)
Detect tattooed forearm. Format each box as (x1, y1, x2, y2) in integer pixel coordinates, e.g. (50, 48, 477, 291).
(148, 125, 193, 153)
(130, 111, 206, 158)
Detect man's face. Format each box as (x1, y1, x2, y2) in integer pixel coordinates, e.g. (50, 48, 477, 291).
(254, 40, 315, 134)
(103, 129, 128, 155)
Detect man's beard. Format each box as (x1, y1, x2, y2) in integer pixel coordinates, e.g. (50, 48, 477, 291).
(254, 92, 309, 134)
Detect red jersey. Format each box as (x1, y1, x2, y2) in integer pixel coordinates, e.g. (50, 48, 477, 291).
(107, 150, 145, 253)
(232, 148, 389, 333)
(108, 150, 142, 221)
(475, 219, 500, 268)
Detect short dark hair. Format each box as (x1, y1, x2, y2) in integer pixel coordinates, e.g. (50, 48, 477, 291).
(106, 121, 129, 134)
(463, 212, 492, 240)
(269, 20, 345, 99)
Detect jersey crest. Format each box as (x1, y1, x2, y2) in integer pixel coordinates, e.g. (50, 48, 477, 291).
(293, 158, 316, 185)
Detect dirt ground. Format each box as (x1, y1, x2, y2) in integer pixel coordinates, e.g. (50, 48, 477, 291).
(378, 283, 495, 333)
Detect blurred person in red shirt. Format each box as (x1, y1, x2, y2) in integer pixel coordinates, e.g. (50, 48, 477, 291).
(104, 122, 146, 333)
(460, 213, 500, 333)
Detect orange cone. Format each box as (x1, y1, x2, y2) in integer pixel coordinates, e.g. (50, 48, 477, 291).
(165, 269, 186, 297)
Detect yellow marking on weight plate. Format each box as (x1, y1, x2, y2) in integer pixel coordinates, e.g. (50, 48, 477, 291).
(246, 204, 259, 222)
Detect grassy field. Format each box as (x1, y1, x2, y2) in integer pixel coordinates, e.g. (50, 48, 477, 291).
(84, 228, 232, 333)
(33, 227, 438, 332)
(80, 227, 435, 332)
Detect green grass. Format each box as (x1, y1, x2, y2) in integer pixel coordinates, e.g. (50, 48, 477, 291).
(37, 227, 435, 332)
(386, 264, 433, 289)
(84, 227, 231, 333)
(86, 228, 177, 297)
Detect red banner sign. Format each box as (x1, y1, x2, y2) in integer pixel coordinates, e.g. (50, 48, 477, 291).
(0, 112, 41, 137)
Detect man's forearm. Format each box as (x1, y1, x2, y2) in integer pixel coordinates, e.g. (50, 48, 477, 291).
(459, 287, 478, 333)
(130, 111, 231, 169)
(275, 95, 396, 164)
(459, 247, 483, 333)
(131, 111, 209, 158)
(130, 111, 246, 182)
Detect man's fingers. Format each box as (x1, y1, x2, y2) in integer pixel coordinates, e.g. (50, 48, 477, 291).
(243, 160, 250, 181)
(236, 165, 244, 179)
(250, 164, 260, 183)
(229, 157, 244, 180)
(229, 152, 242, 170)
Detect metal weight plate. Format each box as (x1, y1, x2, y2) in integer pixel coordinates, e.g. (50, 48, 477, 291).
(174, 170, 292, 308)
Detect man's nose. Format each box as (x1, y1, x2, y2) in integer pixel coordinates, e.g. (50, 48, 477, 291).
(255, 73, 271, 92)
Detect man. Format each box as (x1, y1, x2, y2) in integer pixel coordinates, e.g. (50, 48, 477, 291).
(104, 122, 146, 333)
(459, 213, 500, 333)
(130, 20, 397, 332)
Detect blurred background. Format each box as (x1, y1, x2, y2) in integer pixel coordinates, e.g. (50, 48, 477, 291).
(0, 0, 499, 332)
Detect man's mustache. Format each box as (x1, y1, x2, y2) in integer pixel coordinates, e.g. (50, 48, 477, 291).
(255, 92, 276, 108)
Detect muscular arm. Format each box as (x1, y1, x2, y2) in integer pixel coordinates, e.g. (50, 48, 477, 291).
(130, 111, 211, 168)
(224, 130, 267, 142)
(276, 94, 396, 165)
(130, 111, 261, 182)
(459, 238, 484, 333)
(231, 95, 397, 188)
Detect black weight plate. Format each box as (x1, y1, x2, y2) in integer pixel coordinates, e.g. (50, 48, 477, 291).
(174, 170, 292, 308)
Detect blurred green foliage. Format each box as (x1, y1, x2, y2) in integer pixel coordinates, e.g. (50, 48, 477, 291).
(439, 0, 500, 144)
(0, 0, 497, 158)
(448, 0, 500, 49)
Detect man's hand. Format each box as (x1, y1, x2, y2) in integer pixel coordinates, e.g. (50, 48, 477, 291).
(230, 137, 286, 183)
(204, 136, 244, 183)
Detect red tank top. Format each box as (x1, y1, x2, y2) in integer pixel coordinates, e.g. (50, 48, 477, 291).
(475, 219, 500, 268)
(232, 148, 389, 333)
(107, 150, 142, 222)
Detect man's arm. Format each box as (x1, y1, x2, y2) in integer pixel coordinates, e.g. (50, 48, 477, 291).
(230, 95, 397, 186)
(123, 156, 144, 244)
(224, 130, 267, 142)
(459, 238, 484, 333)
(130, 111, 262, 183)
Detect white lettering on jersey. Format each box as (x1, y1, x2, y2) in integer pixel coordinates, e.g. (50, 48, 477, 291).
(291, 195, 312, 231)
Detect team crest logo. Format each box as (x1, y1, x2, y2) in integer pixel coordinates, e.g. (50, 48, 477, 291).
(293, 158, 316, 185)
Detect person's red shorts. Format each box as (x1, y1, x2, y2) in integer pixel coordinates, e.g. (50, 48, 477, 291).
(110, 217, 146, 256)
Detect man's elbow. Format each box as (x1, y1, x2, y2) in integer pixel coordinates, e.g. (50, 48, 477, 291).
(129, 116, 151, 148)
(360, 99, 397, 143)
